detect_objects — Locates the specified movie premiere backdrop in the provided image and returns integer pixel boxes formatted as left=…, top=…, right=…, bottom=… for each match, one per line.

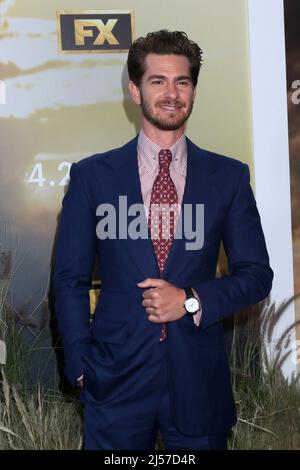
left=285, top=0, right=300, bottom=344
left=0, top=0, right=297, bottom=385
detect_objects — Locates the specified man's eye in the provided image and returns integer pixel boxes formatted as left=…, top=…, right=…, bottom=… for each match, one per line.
left=151, top=80, right=163, bottom=85
left=178, top=81, right=189, bottom=86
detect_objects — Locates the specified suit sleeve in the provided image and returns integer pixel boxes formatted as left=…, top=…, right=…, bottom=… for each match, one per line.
left=53, top=162, right=96, bottom=385
left=193, top=163, right=273, bottom=330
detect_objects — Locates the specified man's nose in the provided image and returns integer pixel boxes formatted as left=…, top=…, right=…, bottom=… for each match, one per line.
left=164, top=82, right=179, bottom=100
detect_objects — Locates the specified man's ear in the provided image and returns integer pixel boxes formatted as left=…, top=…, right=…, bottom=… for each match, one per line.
left=128, top=80, right=141, bottom=105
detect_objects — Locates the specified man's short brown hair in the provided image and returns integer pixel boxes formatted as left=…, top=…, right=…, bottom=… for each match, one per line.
left=127, top=29, right=203, bottom=87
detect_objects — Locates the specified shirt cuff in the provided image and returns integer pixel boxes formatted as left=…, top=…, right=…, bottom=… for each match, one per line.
left=191, top=288, right=202, bottom=327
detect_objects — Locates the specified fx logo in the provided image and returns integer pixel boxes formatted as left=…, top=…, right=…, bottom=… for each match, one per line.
left=57, top=11, right=134, bottom=53
left=74, top=19, right=119, bottom=46
left=0, top=80, right=6, bottom=105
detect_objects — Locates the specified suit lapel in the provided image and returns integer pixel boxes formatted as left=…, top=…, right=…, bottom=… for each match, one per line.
left=162, top=138, right=217, bottom=282
left=106, top=137, right=159, bottom=279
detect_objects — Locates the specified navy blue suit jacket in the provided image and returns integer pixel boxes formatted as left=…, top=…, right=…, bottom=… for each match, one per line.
left=53, top=136, right=273, bottom=436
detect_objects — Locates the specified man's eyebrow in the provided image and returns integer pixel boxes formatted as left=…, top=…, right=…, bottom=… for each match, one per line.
left=147, top=75, right=166, bottom=81
left=147, top=74, right=192, bottom=81
left=176, top=76, right=192, bottom=81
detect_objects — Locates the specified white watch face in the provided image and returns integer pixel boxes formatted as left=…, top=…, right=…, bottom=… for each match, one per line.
left=185, top=297, right=199, bottom=313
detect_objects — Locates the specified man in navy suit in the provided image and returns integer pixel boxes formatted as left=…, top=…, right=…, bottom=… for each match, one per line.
left=53, top=30, right=273, bottom=450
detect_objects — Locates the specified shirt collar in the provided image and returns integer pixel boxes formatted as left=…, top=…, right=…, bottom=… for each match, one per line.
left=137, top=129, right=187, bottom=177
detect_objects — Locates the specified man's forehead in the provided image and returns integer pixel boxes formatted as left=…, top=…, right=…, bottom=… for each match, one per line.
left=143, top=53, right=191, bottom=75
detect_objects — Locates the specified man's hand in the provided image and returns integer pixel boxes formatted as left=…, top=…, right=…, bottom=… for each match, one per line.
left=137, top=278, right=186, bottom=323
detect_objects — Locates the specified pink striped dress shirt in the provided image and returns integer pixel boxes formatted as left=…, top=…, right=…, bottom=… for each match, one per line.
left=137, top=129, right=201, bottom=327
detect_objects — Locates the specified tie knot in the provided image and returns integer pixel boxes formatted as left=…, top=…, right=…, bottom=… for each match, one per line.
left=158, top=149, right=172, bottom=170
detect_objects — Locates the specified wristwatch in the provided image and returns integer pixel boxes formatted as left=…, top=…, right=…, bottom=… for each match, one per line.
left=183, top=287, right=200, bottom=316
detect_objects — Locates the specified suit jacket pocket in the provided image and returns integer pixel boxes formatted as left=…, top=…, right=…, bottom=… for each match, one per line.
left=90, top=314, right=129, bottom=363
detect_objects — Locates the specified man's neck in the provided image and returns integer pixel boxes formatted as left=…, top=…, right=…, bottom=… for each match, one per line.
left=141, top=122, right=185, bottom=149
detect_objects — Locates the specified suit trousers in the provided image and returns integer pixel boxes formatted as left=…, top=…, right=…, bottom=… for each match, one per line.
left=82, top=339, right=227, bottom=450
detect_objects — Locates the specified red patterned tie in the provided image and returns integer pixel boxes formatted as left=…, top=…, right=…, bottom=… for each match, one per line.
left=148, top=149, right=179, bottom=342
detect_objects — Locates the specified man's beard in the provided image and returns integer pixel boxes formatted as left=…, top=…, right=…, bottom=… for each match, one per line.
left=140, top=95, right=194, bottom=131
